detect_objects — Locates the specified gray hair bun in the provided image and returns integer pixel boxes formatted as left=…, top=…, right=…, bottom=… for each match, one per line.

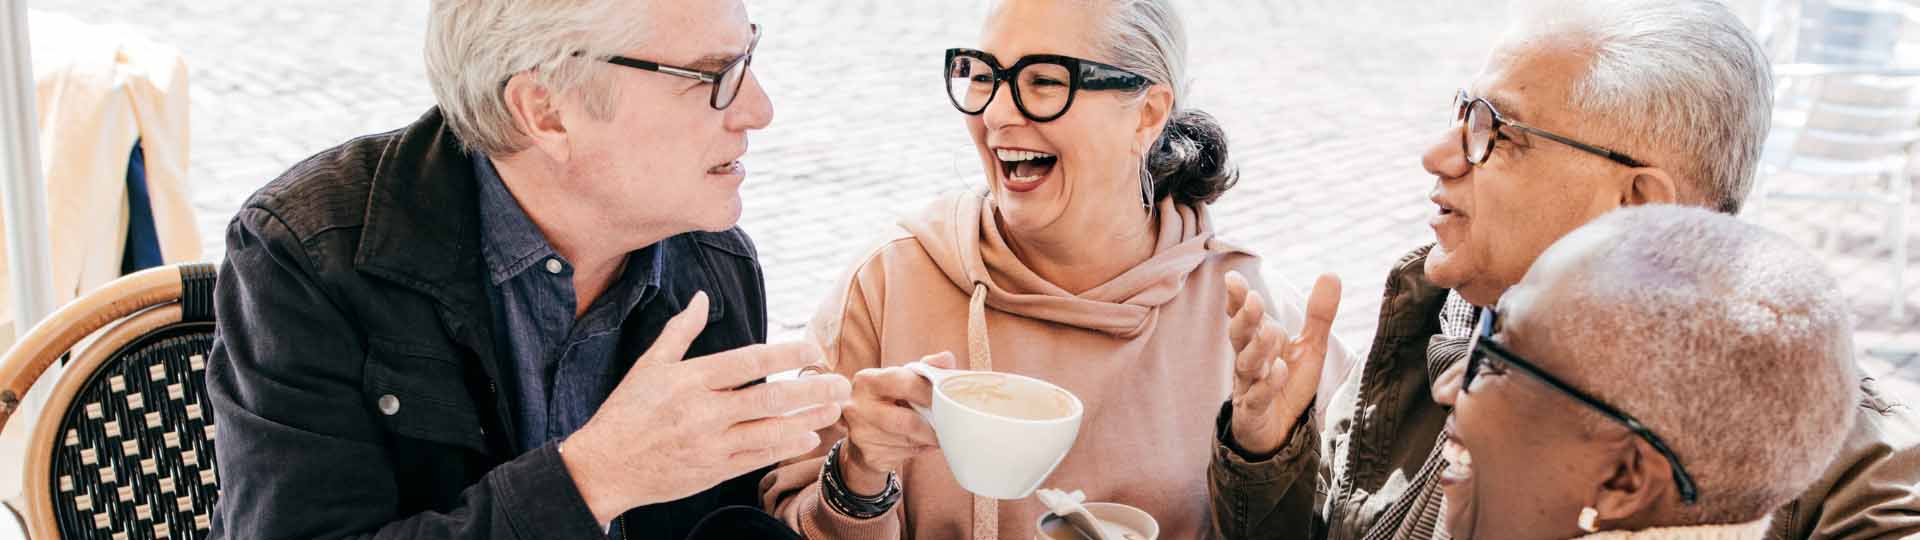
left=1147, top=109, right=1237, bottom=206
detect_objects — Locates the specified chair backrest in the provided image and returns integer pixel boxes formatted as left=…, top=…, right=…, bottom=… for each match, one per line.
left=1789, top=74, right=1920, bottom=169
left=1796, top=0, right=1907, bottom=65
left=0, top=264, right=218, bottom=540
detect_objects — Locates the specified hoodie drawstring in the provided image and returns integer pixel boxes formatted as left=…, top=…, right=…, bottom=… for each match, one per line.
left=966, top=282, right=998, bottom=540
left=966, top=282, right=994, bottom=372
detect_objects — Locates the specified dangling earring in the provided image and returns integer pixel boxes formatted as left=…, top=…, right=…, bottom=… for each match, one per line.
left=1138, top=160, right=1155, bottom=212
left=1577, top=507, right=1600, bottom=533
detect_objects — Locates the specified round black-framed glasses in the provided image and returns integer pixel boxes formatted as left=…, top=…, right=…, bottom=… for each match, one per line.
left=944, top=48, right=1150, bottom=123
left=1452, top=90, right=1647, bottom=168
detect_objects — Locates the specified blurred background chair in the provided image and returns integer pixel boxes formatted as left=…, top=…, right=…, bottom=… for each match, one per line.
left=0, top=263, right=218, bottom=539
left=1755, top=0, right=1920, bottom=320
left=1794, top=0, right=1913, bottom=64
left=0, top=14, right=209, bottom=525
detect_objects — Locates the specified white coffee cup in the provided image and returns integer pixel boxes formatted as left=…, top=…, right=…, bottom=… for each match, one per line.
left=905, top=362, right=1084, bottom=500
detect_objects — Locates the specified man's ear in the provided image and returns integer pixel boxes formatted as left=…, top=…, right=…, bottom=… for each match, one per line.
left=1622, top=166, right=1679, bottom=207
left=502, top=71, right=570, bottom=163
left=1135, top=84, right=1175, bottom=155
left=1590, top=434, right=1678, bottom=530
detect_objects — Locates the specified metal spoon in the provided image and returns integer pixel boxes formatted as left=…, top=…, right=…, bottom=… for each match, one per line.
left=1041, top=510, right=1112, bottom=540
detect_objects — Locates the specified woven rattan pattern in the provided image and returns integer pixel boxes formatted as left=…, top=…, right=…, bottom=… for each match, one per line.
left=48, top=327, right=217, bottom=539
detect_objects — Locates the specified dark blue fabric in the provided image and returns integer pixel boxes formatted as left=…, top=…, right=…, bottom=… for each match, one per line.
left=121, top=139, right=164, bottom=275
left=472, top=153, right=666, bottom=457
left=474, top=154, right=680, bottom=540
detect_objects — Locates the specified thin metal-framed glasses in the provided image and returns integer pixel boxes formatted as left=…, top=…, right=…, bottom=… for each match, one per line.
left=598, top=24, right=760, bottom=110
left=1452, top=90, right=1647, bottom=168
left=944, top=48, right=1150, bottom=122
left=1463, top=307, right=1700, bottom=505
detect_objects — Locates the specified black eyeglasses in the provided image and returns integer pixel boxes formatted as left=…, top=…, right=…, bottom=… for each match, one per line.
left=944, top=48, right=1150, bottom=122
left=1452, top=90, right=1647, bottom=168
left=1463, top=307, right=1699, bottom=505
left=596, top=24, right=760, bottom=110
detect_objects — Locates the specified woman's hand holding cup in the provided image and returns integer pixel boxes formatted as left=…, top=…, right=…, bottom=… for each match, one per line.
left=840, top=351, right=958, bottom=495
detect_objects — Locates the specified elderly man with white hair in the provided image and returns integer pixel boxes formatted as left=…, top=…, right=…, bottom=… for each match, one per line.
left=1208, top=1, right=1920, bottom=539
left=1440, top=205, right=1861, bottom=540
left=206, top=1, right=852, bottom=539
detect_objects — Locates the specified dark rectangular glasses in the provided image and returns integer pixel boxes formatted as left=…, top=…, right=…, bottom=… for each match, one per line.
left=944, top=48, right=1149, bottom=122
left=1463, top=307, right=1699, bottom=505
left=599, top=24, right=760, bottom=110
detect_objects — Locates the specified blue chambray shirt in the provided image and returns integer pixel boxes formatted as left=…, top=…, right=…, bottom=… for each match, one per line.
left=471, top=153, right=664, bottom=459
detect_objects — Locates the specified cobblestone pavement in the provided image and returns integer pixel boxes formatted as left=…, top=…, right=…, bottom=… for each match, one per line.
left=24, top=0, right=1919, bottom=394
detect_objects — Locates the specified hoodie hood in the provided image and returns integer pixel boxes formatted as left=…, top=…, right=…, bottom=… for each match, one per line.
left=899, top=190, right=1238, bottom=338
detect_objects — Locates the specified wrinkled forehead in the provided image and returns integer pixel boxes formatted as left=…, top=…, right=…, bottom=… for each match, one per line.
left=634, top=0, right=754, bottom=65
left=1469, top=33, right=1593, bottom=128
left=977, top=0, right=1109, bottom=63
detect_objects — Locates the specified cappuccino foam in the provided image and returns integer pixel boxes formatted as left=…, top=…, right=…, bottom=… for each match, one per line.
left=941, top=374, right=1074, bottom=421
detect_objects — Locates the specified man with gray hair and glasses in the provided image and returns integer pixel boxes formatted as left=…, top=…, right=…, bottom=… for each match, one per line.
left=207, top=1, right=849, bottom=539
left=1209, top=1, right=1920, bottom=539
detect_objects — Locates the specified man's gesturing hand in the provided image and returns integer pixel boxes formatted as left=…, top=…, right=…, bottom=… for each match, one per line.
left=1224, top=272, right=1341, bottom=457
left=561, top=292, right=852, bottom=524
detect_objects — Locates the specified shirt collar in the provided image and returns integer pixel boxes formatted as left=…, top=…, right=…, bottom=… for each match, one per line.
left=474, top=152, right=562, bottom=285
left=473, top=152, right=674, bottom=304
left=564, top=241, right=671, bottom=338
left=619, top=240, right=669, bottom=308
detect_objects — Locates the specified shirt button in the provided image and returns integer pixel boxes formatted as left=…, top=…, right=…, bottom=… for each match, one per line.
left=378, top=394, right=400, bottom=416
left=544, top=258, right=564, bottom=274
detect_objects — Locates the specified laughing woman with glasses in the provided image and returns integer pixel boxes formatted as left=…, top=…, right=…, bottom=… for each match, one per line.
left=759, top=1, right=1352, bottom=539
left=1437, top=206, right=1859, bottom=540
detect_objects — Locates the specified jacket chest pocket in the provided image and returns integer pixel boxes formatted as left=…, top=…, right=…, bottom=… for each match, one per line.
left=363, top=336, right=488, bottom=454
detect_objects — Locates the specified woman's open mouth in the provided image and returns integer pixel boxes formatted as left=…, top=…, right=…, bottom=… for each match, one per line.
left=995, top=148, right=1057, bottom=193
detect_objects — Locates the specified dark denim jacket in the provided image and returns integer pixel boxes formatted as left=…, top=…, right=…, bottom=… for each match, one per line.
left=206, top=108, right=771, bottom=540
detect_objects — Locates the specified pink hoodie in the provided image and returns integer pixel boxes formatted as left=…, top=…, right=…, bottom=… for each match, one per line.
left=761, top=190, right=1327, bottom=540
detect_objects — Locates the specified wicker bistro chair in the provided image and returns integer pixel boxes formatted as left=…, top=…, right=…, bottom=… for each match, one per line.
left=0, top=263, right=218, bottom=539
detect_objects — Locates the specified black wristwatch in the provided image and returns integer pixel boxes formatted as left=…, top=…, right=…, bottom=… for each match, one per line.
left=821, top=438, right=902, bottom=519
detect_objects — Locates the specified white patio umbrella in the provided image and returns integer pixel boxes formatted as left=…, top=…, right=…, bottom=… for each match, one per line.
left=0, top=1, right=59, bottom=366
left=0, top=2, right=58, bottom=492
